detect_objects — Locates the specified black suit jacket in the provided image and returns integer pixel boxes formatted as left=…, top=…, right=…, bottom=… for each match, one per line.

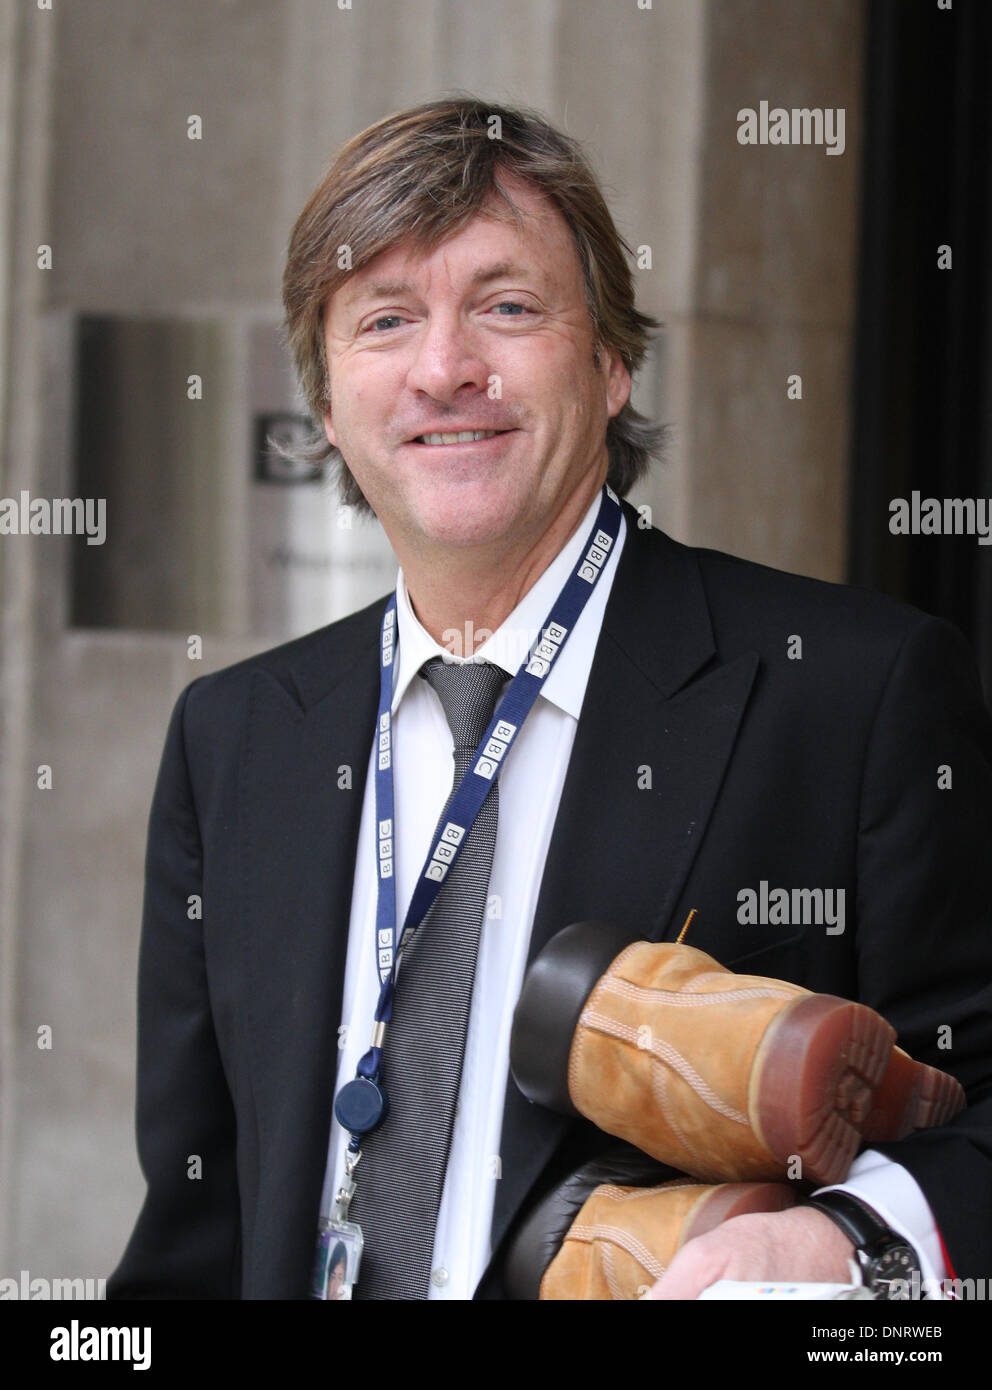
left=107, top=500, right=992, bottom=1298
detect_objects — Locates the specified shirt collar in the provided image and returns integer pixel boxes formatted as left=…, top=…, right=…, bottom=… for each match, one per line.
left=390, top=488, right=625, bottom=720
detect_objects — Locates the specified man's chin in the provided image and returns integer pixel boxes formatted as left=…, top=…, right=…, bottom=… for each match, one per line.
left=407, top=489, right=526, bottom=550
left=414, top=516, right=517, bottom=551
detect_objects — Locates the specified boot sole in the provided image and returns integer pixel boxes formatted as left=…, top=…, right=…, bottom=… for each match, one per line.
left=861, top=1045, right=966, bottom=1142
left=681, top=1181, right=799, bottom=1246
left=752, top=994, right=965, bottom=1185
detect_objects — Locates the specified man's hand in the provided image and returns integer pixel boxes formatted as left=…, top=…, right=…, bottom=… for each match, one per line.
left=643, top=1204, right=857, bottom=1300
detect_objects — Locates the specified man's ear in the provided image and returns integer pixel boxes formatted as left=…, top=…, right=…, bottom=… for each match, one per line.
left=323, top=407, right=337, bottom=449
left=605, top=350, right=630, bottom=419
left=605, top=347, right=632, bottom=421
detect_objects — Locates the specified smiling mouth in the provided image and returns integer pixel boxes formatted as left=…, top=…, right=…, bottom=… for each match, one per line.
left=412, top=429, right=513, bottom=445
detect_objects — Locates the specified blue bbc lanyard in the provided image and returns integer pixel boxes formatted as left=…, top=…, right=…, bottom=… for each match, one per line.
left=332, top=483, right=623, bottom=1150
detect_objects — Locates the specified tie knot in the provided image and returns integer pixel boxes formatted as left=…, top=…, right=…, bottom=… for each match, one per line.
left=420, top=657, right=510, bottom=751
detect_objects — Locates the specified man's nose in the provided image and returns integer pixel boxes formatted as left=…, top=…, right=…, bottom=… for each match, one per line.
left=404, top=312, right=490, bottom=401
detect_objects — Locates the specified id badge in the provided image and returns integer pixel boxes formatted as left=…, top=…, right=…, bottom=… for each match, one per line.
left=311, top=1216, right=364, bottom=1300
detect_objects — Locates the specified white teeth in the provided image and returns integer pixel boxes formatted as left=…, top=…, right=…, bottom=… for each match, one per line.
left=417, top=430, right=502, bottom=445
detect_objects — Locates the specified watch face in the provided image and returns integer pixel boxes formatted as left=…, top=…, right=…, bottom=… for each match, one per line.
left=868, top=1243, right=921, bottom=1299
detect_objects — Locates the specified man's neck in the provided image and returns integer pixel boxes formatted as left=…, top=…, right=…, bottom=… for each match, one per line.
left=401, top=482, right=602, bottom=656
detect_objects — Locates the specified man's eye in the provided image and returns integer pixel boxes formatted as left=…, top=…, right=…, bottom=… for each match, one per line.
left=491, top=301, right=528, bottom=316
left=365, top=315, right=404, bottom=333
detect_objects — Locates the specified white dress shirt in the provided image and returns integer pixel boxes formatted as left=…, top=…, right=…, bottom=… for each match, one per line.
left=319, top=489, right=944, bottom=1298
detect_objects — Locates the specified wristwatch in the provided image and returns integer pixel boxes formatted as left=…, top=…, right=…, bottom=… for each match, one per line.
left=802, top=1191, right=925, bottom=1299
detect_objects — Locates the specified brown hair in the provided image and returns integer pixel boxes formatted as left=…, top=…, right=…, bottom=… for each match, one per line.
left=281, top=94, right=665, bottom=516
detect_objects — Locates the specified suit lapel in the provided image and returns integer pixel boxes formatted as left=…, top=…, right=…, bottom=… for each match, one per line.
left=486, top=505, right=760, bottom=1274
left=240, top=602, right=384, bottom=1295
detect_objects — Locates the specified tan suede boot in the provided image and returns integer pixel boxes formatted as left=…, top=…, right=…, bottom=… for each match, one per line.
left=565, top=940, right=965, bottom=1185
left=540, top=1178, right=799, bottom=1300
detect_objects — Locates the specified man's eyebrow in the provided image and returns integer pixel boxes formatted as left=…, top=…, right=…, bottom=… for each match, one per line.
left=340, top=260, right=541, bottom=311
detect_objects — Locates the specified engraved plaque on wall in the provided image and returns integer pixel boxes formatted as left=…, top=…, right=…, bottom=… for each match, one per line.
left=69, top=315, right=395, bottom=637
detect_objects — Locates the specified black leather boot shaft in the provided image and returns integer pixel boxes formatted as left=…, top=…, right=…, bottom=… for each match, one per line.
left=509, top=919, right=639, bottom=1114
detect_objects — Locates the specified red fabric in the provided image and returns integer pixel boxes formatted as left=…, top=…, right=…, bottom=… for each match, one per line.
left=937, top=1226, right=957, bottom=1290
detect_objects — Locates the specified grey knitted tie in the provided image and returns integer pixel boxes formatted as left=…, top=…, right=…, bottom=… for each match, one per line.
left=352, top=656, right=510, bottom=1300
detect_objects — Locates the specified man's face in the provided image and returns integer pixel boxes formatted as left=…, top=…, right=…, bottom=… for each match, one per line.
left=322, top=171, right=631, bottom=556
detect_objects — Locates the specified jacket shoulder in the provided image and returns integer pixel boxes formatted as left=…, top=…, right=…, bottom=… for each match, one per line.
left=680, top=538, right=950, bottom=658
left=180, top=592, right=388, bottom=735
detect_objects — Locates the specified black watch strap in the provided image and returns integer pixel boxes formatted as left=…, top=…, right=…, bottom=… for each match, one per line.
left=804, top=1191, right=925, bottom=1299
left=803, top=1190, right=892, bottom=1249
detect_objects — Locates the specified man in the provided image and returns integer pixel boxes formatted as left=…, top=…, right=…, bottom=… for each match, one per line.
left=107, top=97, right=992, bottom=1301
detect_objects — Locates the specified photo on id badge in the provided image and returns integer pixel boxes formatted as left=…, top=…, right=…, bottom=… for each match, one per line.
left=312, top=1219, right=363, bottom=1300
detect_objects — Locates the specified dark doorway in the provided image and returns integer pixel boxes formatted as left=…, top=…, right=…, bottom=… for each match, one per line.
left=847, top=0, right=992, bottom=700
